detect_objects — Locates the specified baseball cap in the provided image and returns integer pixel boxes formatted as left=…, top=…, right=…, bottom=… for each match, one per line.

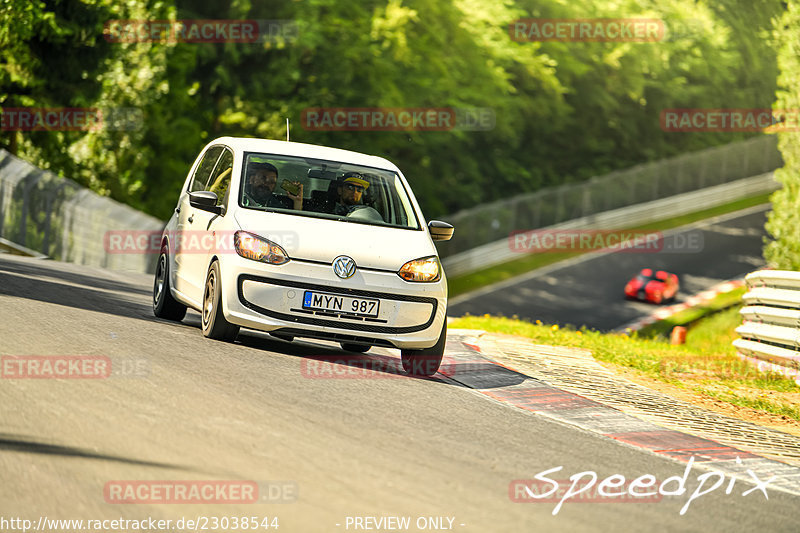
left=342, top=173, right=369, bottom=190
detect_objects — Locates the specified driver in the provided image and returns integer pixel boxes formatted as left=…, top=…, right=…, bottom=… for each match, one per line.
left=243, top=162, right=303, bottom=209
left=333, top=172, right=371, bottom=215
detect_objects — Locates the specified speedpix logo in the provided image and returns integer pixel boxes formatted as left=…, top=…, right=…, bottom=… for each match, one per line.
left=510, top=457, right=773, bottom=515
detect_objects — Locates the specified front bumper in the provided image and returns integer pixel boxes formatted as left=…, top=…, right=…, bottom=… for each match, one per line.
left=218, top=255, right=447, bottom=349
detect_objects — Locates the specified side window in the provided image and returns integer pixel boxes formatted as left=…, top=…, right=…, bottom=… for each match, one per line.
left=207, top=149, right=234, bottom=206
left=189, top=146, right=223, bottom=192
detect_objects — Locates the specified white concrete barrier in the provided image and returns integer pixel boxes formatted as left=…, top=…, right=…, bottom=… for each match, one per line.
left=0, top=149, right=164, bottom=273
left=444, top=172, right=779, bottom=277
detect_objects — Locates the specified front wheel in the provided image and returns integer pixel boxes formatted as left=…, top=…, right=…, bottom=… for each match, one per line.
left=401, top=320, right=447, bottom=376
left=201, top=261, right=239, bottom=342
left=153, top=246, right=187, bottom=321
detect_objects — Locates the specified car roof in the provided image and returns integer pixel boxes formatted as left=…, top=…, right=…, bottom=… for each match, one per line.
left=209, top=137, right=401, bottom=172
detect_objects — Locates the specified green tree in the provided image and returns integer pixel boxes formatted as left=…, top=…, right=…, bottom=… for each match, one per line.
left=0, top=0, right=115, bottom=168
left=765, top=0, right=800, bottom=269
left=0, top=0, right=789, bottom=223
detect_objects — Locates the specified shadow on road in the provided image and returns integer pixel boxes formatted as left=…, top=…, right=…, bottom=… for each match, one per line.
left=234, top=331, right=445, bottom=381
left=235, top=331, right=530, bottom=387
left=0, top=270, right=154, bottom=322
left=0, top=433, right=194, bottom=471
left=0, top=256, right=151, bottom=297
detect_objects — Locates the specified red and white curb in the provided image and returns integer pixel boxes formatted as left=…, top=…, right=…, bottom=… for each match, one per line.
left=616, top=279, right=745, bottom=333
left=440, top=332, right=800, bottom=496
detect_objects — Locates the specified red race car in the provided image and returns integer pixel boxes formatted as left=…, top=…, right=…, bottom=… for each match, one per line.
left=624, top=268, right=679, bottom=304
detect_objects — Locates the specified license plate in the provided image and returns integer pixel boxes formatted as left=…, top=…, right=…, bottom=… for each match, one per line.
left=302, top=291, right=380, bottom=318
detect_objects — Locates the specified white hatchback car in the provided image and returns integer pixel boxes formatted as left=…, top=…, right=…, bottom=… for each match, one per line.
left=153, top=137, right=454, bottom=375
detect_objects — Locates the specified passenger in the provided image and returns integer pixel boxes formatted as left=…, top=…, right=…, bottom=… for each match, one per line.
left=243, top=162, right=303, bottom=209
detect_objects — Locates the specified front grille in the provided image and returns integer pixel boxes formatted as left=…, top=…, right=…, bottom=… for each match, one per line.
left=238, top=274, right=438, bottom=334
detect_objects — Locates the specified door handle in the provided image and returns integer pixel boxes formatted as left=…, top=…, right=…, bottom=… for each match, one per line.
left=188, top=215, right=194, bottom=223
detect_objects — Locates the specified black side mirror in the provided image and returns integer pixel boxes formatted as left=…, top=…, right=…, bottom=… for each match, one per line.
left=189, top=191, right=224, bottom=215
left=428, top=220, right=454, bottom=241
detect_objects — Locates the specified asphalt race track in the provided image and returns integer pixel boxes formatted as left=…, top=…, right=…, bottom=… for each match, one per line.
left=1, top=250, right=799, bottom=532
left=449, top=205, right=769, bottom=331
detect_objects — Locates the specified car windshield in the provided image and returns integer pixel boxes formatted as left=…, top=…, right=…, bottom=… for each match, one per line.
left=239, top=152, right=420, bottom=230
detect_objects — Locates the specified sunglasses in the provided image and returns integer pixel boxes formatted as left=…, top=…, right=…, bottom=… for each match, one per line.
left=344, top=183, right=365, bottom=192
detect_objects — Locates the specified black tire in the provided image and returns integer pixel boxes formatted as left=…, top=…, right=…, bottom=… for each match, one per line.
left=153, top=246, right=187, bottom=321
left=340, top=342, right=370, bottom=353
left=201, top=261, right=239, bottom=342
left=401, top=320, right=447, bottom=376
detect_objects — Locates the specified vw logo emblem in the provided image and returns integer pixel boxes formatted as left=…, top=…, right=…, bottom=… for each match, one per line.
left=332, top=255, right=357, bottom=279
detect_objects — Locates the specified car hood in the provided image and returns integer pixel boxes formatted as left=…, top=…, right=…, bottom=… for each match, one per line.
left=233, top=209, right=435, bottom=270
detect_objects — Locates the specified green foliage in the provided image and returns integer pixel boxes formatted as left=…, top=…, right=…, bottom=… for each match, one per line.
left=0, top=0, right=787, bottom=223
left=765, top=0, right=800, bottom=270
left=1, top=0, right=117, bottom=174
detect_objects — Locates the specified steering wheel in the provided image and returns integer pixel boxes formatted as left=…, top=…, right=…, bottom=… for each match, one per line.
left=346, top=204, right=384, bottom=222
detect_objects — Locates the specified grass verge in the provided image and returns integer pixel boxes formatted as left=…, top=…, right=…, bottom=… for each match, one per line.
left=449, top=310, right=800, bottom=421
left=636, top=286, right=747, bottom=338
left=447, top=193, right=771, bottom=298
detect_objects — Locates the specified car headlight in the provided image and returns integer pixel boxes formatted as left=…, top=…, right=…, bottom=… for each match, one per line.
left=234, top=231, right=289, bottom=265
left=398, top=256, right=441, bottom=282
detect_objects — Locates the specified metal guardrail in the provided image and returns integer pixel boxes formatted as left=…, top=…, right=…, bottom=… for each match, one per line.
left=0, top=149, right=164, bottom=273
left=734, top=270, right=800, bottom=382
left=438, top=135, right=782, bottom=258
left=444, top=172, right=779, bottom=277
